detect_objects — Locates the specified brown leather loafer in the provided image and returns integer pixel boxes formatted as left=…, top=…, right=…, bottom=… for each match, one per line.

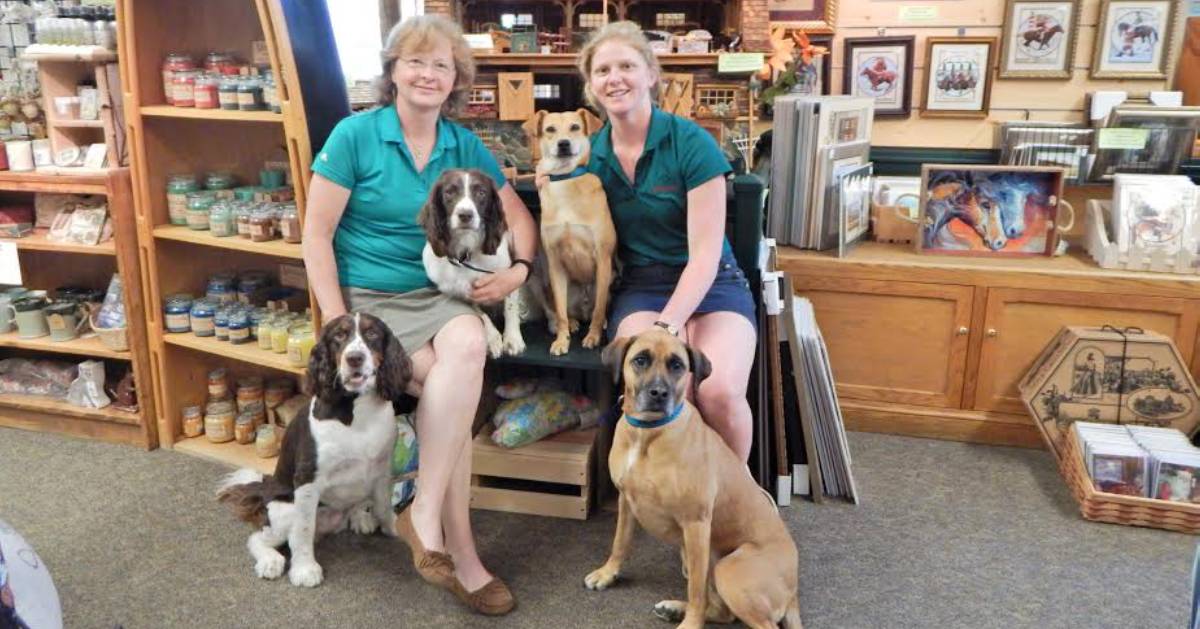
left=451, top=576, right=516, bottom=616
left=394, top=506, right=455, bottom=588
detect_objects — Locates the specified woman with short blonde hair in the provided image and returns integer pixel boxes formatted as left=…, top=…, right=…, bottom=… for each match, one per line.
left=376, top=15, right=476, bottom=116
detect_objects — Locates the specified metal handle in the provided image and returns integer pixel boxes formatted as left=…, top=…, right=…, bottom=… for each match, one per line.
left=986, top=328, right=998, bottom=338
left=956, top=326, right=968, bottom=335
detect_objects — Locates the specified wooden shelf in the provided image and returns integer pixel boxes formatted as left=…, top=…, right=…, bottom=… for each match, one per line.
left=153, top=225, right=303, bottom=259
left=0, top=170, right=110, bottom=195
left=175, top=435, right=277, bottom=475
left=162, top=332, right=306, bottom=375
left=52, top=118, right=105, bottom=128
left=21, top=46, right=117, bottom=63
left=473, top=52, right=720, bottom=67
left=0, top=228, right=116, bottom=256
left=0, top=392, right=138, bottom=425
left=140, top=106, right=283, bottom=123
left=0, top=331, right=129, bottom=360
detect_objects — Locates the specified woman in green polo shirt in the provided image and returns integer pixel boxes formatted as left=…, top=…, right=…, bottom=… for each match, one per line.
left=302, top=15, right=535, bottom=615
left=576, top=22, right=758, bottom=462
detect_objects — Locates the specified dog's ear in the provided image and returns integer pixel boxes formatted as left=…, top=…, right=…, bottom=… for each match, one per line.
left=304, top=322, right=342, bottom=400
left=480, top=173, right=506, bottom=255
left=418, top=174, right=450, bottom=258
left=375, top=320, right=412, bottom=402
left=577, top=107, right=603, bottom=136
left=686, top=343, right=712, bottom=399
left=601, top=336, right=632, bottom=386
left=521, top=110, right=547, bottom=140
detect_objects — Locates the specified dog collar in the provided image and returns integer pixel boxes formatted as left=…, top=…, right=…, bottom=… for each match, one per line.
left=548, top=166, right=588, bottom=182
left=449, top=255, right=494, bottom=274
left=624, top=402, right=685, bottom=429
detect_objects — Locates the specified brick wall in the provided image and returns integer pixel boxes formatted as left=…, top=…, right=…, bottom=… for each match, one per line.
left=740, top=0, right=769, bottom=52
left=424, top=0, right=452, bottom=18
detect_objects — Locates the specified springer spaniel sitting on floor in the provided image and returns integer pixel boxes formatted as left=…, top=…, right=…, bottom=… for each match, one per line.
left=216, top=312, right=411, bottom=587
left=418, top=168, right=525, bottom=357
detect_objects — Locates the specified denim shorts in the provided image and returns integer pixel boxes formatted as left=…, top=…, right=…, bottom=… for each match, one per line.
left=608, top=250, right=757, bottom=334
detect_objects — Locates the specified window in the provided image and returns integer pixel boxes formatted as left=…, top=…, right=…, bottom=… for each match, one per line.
left=656, top=12, right=686, bottom=28
left=578, top=13, right=605, bottom=29
left=326, top=0, right=382, bottom=84
left=501, top=13, right=534, bottom=28
left=534, top=84, right=560, bottom=99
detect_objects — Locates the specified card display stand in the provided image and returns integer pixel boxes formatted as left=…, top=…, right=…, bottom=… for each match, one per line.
left=1084, top=199, right=1200, bottom=276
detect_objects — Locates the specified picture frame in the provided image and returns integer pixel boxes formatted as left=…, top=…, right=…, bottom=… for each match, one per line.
left=769, top=0, right=837, bottom=32
left=1088, top=106, right=1200, bottom=181
left=837, top=162, right=873, bottom=257
left=1091, top=0, right=1177, bottom=79
left=809, top=34, right=833, bottom=97
left=916, top=164, right=1071, bottom=257
left=1111, top=174, right=1198, bottom=255
left=842, top=36, right=914, bottom=117
left=999, top=0, right=1081, bottom=79
left=920, top=37, right=996, bottom=118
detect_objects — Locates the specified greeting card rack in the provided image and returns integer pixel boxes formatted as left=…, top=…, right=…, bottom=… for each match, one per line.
left=1084, top=200, right=1200, bottom=276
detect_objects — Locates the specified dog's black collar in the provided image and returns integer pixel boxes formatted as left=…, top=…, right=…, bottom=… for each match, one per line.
left=624, top=401, right=685, bottom=429
left=548, top=166, right=588, bottom=182
left=449, top=255, right=494, bottom=274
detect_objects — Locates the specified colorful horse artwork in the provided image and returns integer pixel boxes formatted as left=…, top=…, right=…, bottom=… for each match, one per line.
left=1019, top=13, right=1063, bottom=54
left=920, top=168, right=1060, bottom=255
left=857, top=56, right=897, bottom=96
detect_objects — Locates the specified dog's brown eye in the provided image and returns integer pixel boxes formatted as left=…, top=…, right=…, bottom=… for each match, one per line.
left=569, top=124, right=581, bottom=132
left=631, top=354, right=650, bottom=368
left=668, top=357, right=685, bottom=371
left=364, top=329, right=379, bottom=340
left=545, top=126, right=557, bottom=134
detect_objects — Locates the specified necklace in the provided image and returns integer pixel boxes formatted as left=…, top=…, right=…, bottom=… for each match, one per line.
left=404, top=134, right=433, bottom=164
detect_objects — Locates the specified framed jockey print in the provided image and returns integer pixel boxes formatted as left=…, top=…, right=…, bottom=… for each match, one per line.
left=842, top=36, right=915, bottom=117
left=1091, top=0, right=1178, bottom=79
left=920, top=37, right=996, bottom=118
left=999, top=0, right=1080, bottom=78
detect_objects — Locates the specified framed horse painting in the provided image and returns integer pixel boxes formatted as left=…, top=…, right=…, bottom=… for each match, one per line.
left=915, top=165, right=1074, bottom=257
left=999, top=0, right=1081, bottom=79
left=1091, top=0, right=1178, bottom=79
left=920, top=37, right=996, bottom=118
left=843, top=36, right=914, bottom=117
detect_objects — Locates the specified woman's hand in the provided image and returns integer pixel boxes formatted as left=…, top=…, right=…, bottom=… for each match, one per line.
left=470, top=265, right=528, bottom=305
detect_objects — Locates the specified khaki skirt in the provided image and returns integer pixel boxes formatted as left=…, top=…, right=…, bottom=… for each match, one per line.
left=342, top=286, right=477, bottom=354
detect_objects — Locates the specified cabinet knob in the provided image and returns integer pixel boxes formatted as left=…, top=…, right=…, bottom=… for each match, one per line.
left=956, top=326, right=968, bottom=335
left=986, top=328, right=998, bottom=338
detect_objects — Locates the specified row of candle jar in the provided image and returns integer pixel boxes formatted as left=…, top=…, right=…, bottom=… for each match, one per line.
left=183, top=198, right=301, bottom=244
left=163, top=297, right=315, bottom=367
left=170, top=72, right=280, bottom=112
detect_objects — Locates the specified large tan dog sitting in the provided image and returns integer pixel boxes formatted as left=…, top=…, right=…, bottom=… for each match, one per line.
left=522, top=109, right=616, bottom=355
left=588, top=329, right=802, bottom=629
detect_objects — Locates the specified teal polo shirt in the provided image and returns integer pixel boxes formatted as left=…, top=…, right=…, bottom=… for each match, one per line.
left=587, top=107, right=732, bottom=267
left=311, top=106, right=505, bottom=293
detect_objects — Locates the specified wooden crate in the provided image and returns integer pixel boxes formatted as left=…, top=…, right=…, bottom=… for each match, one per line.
left=659, top=72, right=694, bottom=118
left=498, top=72, right=534, bottom=121
left=471, top=426, right=597, bottom=520
left=1059, top=427, right=1200, bottom=534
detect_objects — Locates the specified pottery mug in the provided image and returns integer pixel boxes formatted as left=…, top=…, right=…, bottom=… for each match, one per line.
left=45, top=301, right=87, bottom=342
left=9, top=296, right=49, bottom=339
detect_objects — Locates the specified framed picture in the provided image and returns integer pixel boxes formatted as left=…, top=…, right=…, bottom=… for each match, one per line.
left=916, top=164, right=1071, bottom=257
left=769, top=0, right=837, bottom=32
left=842, top=36, right=915, bottom=117
left=999, top=0, right=1080, bottom=78
left=921, top=38, right=996, bottom=118
left=1111, top=174, right=1198, bottom=255
left=837, top=162, right=873, bottom=257
left=1088, top=106, right=1200, bottom=181
left=1091, top=0, right=1177, bottom=79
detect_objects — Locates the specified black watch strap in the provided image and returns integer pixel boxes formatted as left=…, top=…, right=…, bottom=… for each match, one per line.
left=511, top=258, right=533, bottom=283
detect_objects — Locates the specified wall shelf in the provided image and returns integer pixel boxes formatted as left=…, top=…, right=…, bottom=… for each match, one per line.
left=140, top=105, right=283, bottom=123
left=0, top=332, right=129, bottom=361
left=174, top=435, right=277, bottom=475
left=162, top=333, right=306, bottom=376
left=0, top=228, right=116, bottom=256
left=153, top=225, right=303, bottom=259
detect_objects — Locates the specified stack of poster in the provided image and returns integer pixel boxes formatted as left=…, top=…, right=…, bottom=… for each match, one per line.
left=768, top=95, right=875, bottom=249
left=783, top=292, right=857, bottom=502
left=1075, top=422, right=1200, bottom=502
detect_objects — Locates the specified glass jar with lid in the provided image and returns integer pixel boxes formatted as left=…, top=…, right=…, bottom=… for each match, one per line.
left=166, top=173, right=199, bottom=226
left=194, top=75, right=220, bottom=109
left=163, top=294, right=193, bottom=333
left=249, top=208, right=276, bottom=242
left=237, top=77, right=265, bottom=111
left=218, top=76, right=240, bottom=110
left=227, top=306, right=252, bottom=345
left=189, top=299, right=216, bottom=337
left=205, top=171, right=237, bottom=191
left=286, top=322, right=316, bottom=367
left=279, top=204, right=301, bottom=243
left=185, top=191, right=215, bottom=230
left=171, top=70, right=198, bottom=107
left=208, top=202, right=236, bottom=237
left=161, top=53, right=195, bottom=105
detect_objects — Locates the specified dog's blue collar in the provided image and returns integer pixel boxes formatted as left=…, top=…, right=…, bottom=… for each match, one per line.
left=548, top=166, right=588, bottom=182
left=624, top=402, right=685, bottom=429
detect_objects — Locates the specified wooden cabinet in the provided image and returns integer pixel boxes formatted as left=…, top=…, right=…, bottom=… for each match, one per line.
left=972, top=288, right=1198, bottom=415
left=779, top=241, right=1200, bottom=448
left=790, top=276, right=973, bottom=408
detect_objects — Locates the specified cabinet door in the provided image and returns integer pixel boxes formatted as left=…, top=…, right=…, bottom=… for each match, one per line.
left=792, top=276, right=974, bottom=408
left=973, top=288, right=1198, bottom=414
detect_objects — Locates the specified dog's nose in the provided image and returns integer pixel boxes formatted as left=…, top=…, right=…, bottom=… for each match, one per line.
left=456, top=210, right=473, bottom=224
left=345, top=351, right=364, bottom=369
left=646, top=383, right=669, bottom=401
left=556, top=139, right=571, bottom=151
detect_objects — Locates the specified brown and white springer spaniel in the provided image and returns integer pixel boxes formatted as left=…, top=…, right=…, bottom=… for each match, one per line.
left=217, top=312, right=411, bottom=587
left=418, top=168, right=525, bottom=357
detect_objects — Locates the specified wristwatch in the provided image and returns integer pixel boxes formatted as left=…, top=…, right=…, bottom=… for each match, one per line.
left=653, top=320, right=679, bottom=336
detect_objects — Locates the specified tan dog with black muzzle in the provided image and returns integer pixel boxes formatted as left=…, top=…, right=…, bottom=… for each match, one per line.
left=522, top=109, right=616, bottom=355
left=588, top=329, right=802, bottom=629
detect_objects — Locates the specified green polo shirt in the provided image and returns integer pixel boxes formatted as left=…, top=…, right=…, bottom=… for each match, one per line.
left=311, top=106, right=505, bottom=293
left=587, top=107, right=732, bottom=267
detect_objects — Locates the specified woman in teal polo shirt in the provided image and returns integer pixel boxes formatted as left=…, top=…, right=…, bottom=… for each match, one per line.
left=302, top=15, right=535, bottom=615
left=576, top=22, right=758, bottom=462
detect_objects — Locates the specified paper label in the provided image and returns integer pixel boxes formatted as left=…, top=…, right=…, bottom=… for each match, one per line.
left=1098, top=128, right=1149, bottom=150
left=898, top=6, right=938, bottom=22
left=0, top=241, right=21, bottom=285
left=718, top=52, right=765, bottom=74
left=464, top=34, right=495, bottom=50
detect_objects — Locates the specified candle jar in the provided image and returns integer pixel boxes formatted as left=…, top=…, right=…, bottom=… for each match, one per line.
left=189, top=299, right=216, bottom=337
left=161, top=53, right=195, bottom=105
left=237, top=78, right=264, bottom=111
left=227, top=306, right=252, bottom=345
left=279, top=204, right=301, bottom=244
left=235, top=203, right=254, bottom=238
left=171, top=70, right=198, bottom=107
left=206, top=274, right=237, bottom=304
left=213, top=304, right=231, bottom=341
left=204, top=400, right=235, bottom=443
left=249, top=208, right=276, bottom=242
left=166, top=174, right=199, bottom=226
left=270, top=315, right=290, bottom=354
left=209, top=202, right=236, bottom=237
left=255, top=424, right=280, bottom=458
left=185, top=191, right=215, bottom=230
left=194, top=75, right=219, bottom=109
left=286, top=322, right=316, bottom=368
left=264, top=378, right=295, bottom=409
left=181, top=404, right=204, bottom=437
left=163, top=294, right=193, bottom=333
left=234, top=412, right=257, bottom=444
left=218, top=76, right=240, bottom=110
left=207, top=367, right=230, bottom=399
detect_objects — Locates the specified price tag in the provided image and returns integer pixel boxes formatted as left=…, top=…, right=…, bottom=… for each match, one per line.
left=0, top=241, right=21, bottom=285
left=718, top=52, right=765, bottom=74
left=1098, top=128, right=1149, bottom=150
left=898, top=6, right=938, bottom=23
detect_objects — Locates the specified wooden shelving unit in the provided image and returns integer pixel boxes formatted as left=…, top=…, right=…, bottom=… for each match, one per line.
left=32, top=54, right=124, bottom=169
left=174, top=435, right=276, bottom=475
left=0, top=169, right=156, bottom=448
left=118, top=0, right=317, bottom=460
left=473, top=52, right=721, bottom=68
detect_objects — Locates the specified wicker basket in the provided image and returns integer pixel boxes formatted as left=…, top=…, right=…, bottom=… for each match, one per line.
left=1058, top=428, right=1200, bottom=534
left=89, top=310, right=129, bottom=352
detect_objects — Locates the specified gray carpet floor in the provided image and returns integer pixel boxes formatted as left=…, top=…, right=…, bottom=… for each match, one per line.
left=0, top=426, right=1194, bottom=629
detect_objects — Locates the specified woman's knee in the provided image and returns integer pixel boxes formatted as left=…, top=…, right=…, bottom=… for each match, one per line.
left=435, top=315, right=488, bottom=368
left=696, top=374, right=746, bottom=416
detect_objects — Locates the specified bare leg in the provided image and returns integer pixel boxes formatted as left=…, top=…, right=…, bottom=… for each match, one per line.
left=441, top=430, right=493, bottom=591
left=686, top=312, right=756, bottom=462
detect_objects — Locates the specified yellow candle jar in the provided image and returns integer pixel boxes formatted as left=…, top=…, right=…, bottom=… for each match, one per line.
left=287, top=322, right=315, bottom=367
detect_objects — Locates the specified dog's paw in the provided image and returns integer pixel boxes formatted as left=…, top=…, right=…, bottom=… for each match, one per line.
left=503, top=331, right=526, bottom=355
left=549, top=335, right=571, bottom=356
left=376, top=508, right=397, bottom=537
left=288, top=561, right=324, bottom=588
left=652, top=600, right=686, bottom=624
left=349, top=505, right=378, bottom=535
left=254, top=553, right=286, bottom=580
left=568, top=318, right=581, bottom=333
left=584, top=565, right=620, bottom=590
left=486, top=328, right=505, bottom=359
left=582, top=327, right=603, bottom=349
